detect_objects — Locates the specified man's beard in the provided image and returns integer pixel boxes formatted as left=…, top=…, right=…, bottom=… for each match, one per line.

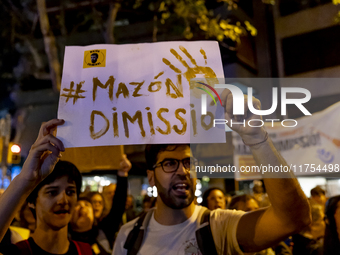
left=154, top=173, right=195, bottom=209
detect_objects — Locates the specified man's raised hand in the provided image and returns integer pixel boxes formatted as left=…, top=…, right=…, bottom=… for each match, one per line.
left=221, top=89, right=267, bottom=144
left=117, top=154, right=132, bottom=177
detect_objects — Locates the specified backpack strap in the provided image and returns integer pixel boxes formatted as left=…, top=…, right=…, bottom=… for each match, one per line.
left=123, top=208, right=154, bottom=255
left=71, top=240, right=93, bottom=255
left=123, top=207, right=218, bottom=255
left=95, top=229, right=111, bottom=254
left=15, top=239, right=32, bottom=255
left=195, top=208, right=218, bottom=255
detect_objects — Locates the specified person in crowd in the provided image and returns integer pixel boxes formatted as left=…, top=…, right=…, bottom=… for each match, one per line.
left=89, top=154, right=130, bottom=226
left=125, top=195, right=134, bottom=212
left=230, top=194, right=291, bottom=255
left=252, top=180, right=271, bottom=208
left=89, top=192, right=106, bottom=222
left=122, top=195, right=137, bottom=224
left=310, top=186, right=327, bottom=209
left=292, top=201, right=325, bottom=255
left=113, top=92, right=311, bottom=254
left=102, top=183, right=116, bottom=217
left=234, top=194, right=293, bottom=255
left=70, top=197, right=110, bottom=255
left=229, top=194, right=260, bottom=212
left=0, top=119, right=65, bottom=242
left=12, top=202, right=36, bottom=234
left=70, top=155, right=131, bottom=254
left=23, top=160, right=92, bottom=254
left=140, top=196, right=156, bottom=214
left=323, top=195, right=340, bottom=255
left=0, top=119, right=92, bottom=254
left=225, top=194, right=232, bottom=208
left=201, top=187, right=226, bottom=210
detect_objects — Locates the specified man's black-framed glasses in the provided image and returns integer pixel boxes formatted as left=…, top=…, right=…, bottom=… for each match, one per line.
left=153, top=157, right=198, bottom=173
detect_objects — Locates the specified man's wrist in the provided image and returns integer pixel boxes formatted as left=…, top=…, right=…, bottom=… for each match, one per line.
left=240, top=128, right=268, bottom=145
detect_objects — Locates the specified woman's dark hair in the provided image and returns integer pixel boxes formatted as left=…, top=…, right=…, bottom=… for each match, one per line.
left=311, top=186, right=325, bottom=197
left=228, top=194, right=256, bottom=210
left=323, top=195, right=340, bottom=255
left=201, top=187, right=225, bottom=208
left=26, top=160, right=82, bottom=217
left=145, top=144, right=190, bottom=170
left=87, top=192, right=105, bottom=202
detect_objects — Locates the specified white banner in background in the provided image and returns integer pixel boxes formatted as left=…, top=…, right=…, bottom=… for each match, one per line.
left=233, top=102, right=340, bottom=180
left=57, top=41, right=225, bottom=148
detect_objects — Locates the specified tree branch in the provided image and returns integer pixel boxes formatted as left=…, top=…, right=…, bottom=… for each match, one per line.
left=105, top=2, right=121, bottom=44
left=153, top=14, right=158, bottom=42
left=36, top=0, right=61, bottom=92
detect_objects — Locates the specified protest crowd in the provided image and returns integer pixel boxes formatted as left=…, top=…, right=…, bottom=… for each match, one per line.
left=5, top=0, right=340, bottom=251
left=0, top=90, right=338, bottom=255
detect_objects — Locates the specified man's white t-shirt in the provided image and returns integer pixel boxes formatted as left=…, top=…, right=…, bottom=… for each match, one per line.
left=112, top=205, right=245, bottom=255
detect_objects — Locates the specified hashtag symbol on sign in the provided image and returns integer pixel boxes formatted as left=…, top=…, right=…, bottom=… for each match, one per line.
left=61, top=81, right=86, bottom=104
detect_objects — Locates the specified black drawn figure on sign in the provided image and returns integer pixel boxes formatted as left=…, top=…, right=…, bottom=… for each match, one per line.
left=91, top=53, right=99, bottom=63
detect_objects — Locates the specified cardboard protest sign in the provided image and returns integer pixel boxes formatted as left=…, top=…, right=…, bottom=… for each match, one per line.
left=61, top=145, right=123, bottom=172
left=51, top=126, right=123, bottom=172
left=57, top=41, right=225, bottom=148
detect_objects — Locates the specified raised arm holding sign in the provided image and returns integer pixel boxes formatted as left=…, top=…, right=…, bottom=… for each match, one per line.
left=221, top=90, right=311, bottom=252
left=0, top=119, right=65, bottom=242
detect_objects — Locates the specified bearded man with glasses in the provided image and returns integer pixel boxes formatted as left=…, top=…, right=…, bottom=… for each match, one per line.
left=112, top=93, right=311, bottom=255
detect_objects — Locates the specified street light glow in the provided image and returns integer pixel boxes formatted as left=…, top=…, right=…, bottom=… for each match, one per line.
left=11, top=144, right=21, bottom=153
